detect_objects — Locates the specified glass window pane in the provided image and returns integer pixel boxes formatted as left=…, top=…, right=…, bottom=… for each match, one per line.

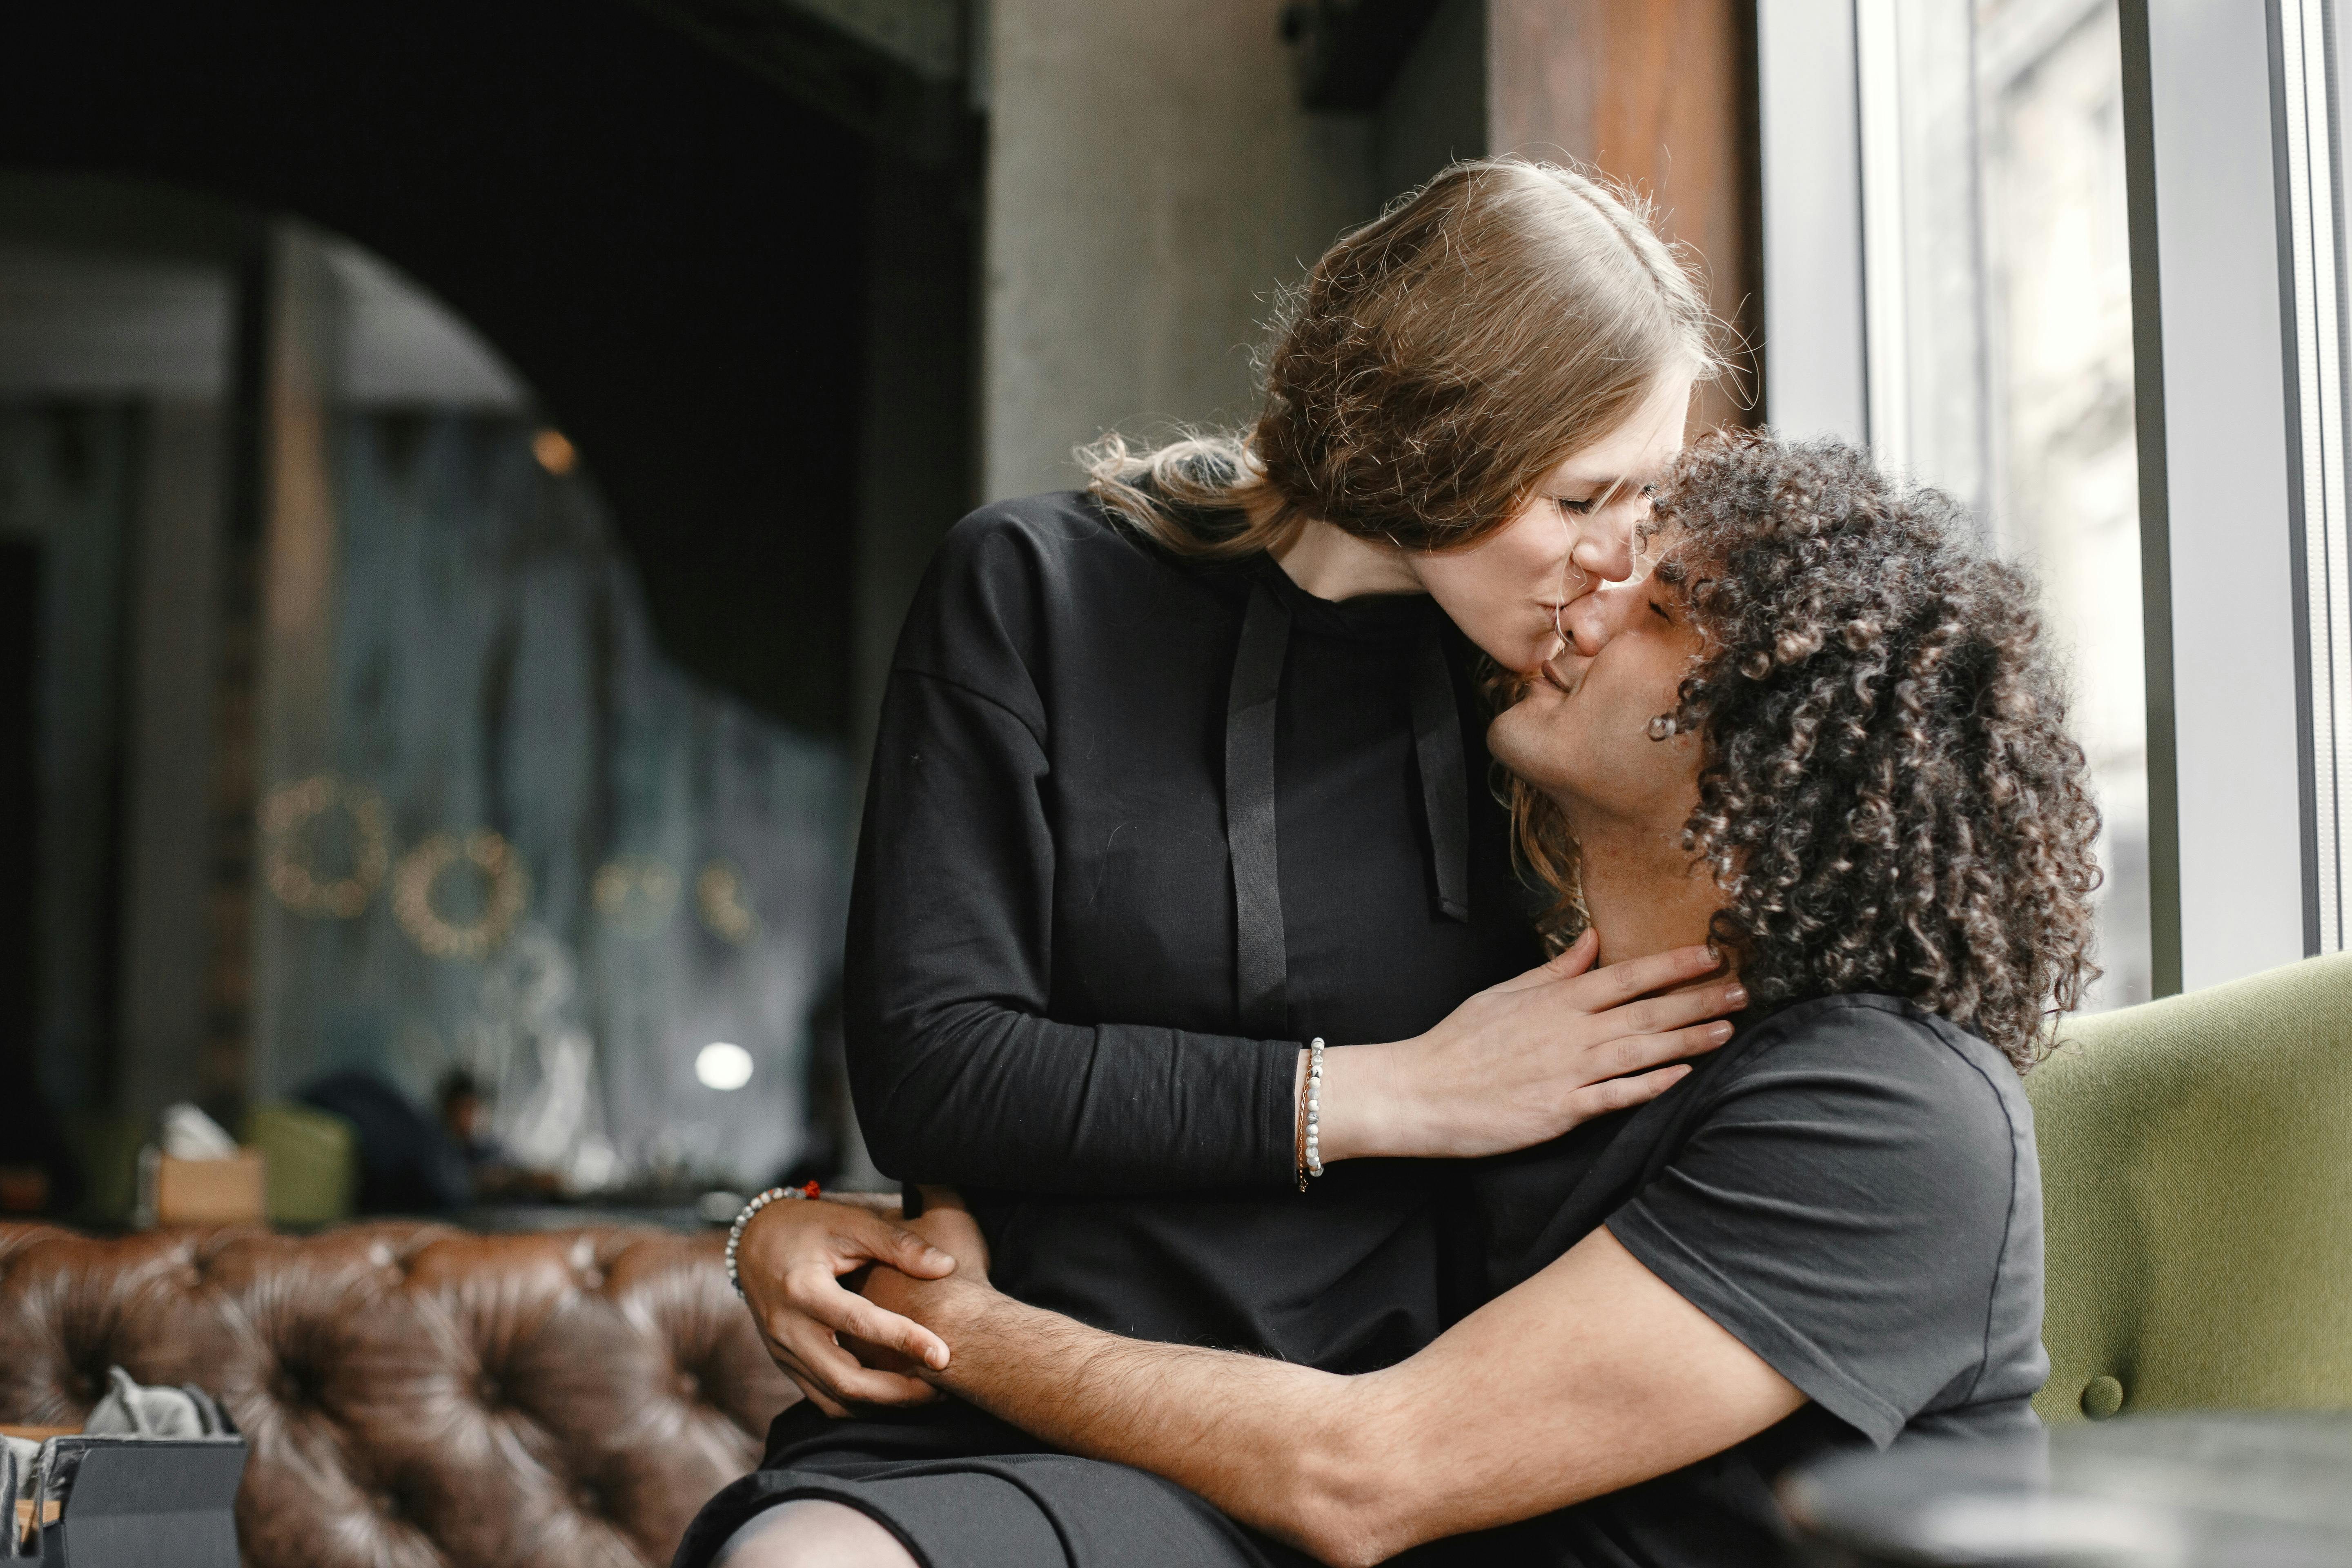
left=1871, top=0, right=2151, bottom=1009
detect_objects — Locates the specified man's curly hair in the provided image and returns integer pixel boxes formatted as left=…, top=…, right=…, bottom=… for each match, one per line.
left=1511, top=430, right=2103, bottom=1070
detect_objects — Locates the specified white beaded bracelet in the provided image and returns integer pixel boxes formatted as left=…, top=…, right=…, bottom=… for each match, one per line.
left=725, top=1183, right=818, bottom=1299
left=1305, top=1038, right=1325, bottom=1179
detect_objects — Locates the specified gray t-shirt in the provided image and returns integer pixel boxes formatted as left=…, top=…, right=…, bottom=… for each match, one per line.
left=1469, top=993, right=2047, bottom=1567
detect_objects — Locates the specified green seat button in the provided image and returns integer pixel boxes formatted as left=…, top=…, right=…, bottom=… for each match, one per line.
left=2081, top=1375, right=2125, bottom=1420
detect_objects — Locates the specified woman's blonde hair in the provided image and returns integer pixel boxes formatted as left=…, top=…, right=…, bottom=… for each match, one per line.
left=1085, top=157, right=1721, bottom=557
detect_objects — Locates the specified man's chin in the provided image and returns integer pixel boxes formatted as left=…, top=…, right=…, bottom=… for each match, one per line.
left=1486, top=702, right=1563, bottom=780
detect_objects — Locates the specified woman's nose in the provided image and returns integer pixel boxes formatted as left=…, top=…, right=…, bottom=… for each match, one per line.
left=1572, top=510, right=1637, bottom=584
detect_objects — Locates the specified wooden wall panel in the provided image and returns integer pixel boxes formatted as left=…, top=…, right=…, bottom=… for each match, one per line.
left=1489, top=0, right=1762, bottom=432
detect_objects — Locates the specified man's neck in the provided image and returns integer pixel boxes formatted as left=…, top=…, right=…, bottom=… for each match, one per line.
left=1266, top=513, right=1424, bottom=601
left=1572, top=809, right=1726, bottom=975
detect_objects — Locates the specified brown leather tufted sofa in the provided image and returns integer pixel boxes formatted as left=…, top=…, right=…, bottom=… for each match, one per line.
left=0, top=1222, right=798, bottom=1567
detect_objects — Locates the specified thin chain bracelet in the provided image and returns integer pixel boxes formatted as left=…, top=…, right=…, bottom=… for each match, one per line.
left=726, top=1181, right=821, bottom=1299
left=1306, top=1038, right=1325, bottom=1178
left=1296, top=1038, right=1326, bottom=1191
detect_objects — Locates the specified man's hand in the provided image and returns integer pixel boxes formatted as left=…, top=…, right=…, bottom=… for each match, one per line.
left=903, top=1187, right=991, bottom=1278
left=855, top=1189, right=995, bottom=1374
left=735, top=1194, right=960, bottom=1416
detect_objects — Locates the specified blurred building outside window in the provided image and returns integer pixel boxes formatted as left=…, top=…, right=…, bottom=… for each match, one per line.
left=1858, top=0, right=2150, bottom=1010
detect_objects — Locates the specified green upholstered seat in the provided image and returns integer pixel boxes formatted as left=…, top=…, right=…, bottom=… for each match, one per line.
left=240, top=1099, right=359, bottom=1227
left=2027, top=951, right=2352, bottom=1425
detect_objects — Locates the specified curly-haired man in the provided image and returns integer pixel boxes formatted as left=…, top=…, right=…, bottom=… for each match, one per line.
left=705, top=433, right=2100, bottom=1568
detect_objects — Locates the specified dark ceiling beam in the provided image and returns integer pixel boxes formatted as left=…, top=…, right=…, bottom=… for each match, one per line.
left=1278, top=0, right=1445, bottom=111
left=0, top=0, right=880, bottom=733
left=624, top=0, right=978, bottom=167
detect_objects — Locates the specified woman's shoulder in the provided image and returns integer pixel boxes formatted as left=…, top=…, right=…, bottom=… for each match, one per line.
left=918, top=491, right=1215, bottom=624
left=895, top=490, right=1232, bottom=695
left=943, top=488, right=1111, bottom=547
left=932, top=489, right=1198, bottom=586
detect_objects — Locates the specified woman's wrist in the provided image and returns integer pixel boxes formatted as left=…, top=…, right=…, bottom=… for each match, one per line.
left=1296, top=1040, right=1412, bottom=1165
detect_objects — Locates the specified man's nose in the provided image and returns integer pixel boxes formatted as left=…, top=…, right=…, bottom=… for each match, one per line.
left=1561, top=593, right=1612, bottom=656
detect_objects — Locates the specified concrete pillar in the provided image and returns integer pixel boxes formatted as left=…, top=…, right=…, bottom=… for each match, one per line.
left=978, top=0, right=1379, bottom=501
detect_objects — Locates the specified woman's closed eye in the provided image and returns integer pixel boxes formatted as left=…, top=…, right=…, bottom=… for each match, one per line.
left=1554, top=478, right=1658, bottom=518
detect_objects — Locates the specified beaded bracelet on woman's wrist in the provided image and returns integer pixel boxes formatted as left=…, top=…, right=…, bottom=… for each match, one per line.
left=1295, top=1037, right=1325, bottom=1192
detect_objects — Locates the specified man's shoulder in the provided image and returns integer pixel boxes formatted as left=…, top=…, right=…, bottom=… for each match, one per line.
left=1736, top=994, right=2025, bottom=1101
left=1623, top=993, right=2045, bottom=1447
left=1714, top=994, right=2033, bottom=1177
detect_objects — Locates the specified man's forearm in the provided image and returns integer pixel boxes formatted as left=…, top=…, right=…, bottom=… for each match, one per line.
left=886, top=1228, right=1808, bottom=1564
left=920, top=1281, right=1402, bottom=1566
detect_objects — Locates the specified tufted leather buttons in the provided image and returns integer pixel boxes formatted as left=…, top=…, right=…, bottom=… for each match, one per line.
left=0, top=1221, right=803, bottom=1568
left=2081, top=1375, right=2125, bottom=1420
left=276, top=1357, right=325, bottom=1408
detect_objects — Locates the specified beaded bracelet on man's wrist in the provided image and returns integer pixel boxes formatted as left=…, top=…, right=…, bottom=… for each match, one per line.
left=725, top=1180, right=822, bottom=1299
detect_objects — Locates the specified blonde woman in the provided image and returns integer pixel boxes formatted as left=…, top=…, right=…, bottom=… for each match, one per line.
left=690, top=160, right=1739, bottom=1568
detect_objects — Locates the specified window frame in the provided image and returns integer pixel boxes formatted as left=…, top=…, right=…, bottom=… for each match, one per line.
left=1757, top=0, right=2347, bottom=996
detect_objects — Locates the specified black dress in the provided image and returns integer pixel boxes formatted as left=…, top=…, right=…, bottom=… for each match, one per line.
left=673, top=492, right=1541, bottom=1568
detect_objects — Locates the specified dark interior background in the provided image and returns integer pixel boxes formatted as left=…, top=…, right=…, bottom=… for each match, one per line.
left=0, top=0, right=986, bottom=1204
left=0, top=541, right=37, bottom=1154
left=0, top=0, right=902, bottom=735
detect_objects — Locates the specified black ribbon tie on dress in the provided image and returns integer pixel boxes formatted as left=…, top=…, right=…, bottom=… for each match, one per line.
left=1225, top=580, right=1293, bottom=1038
left=1223, top=579, right=1472, bottom=1040
left=1408, top=621, right=1472, bottom=923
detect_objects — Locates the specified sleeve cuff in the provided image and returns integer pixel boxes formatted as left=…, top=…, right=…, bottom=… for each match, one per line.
left=1259, top=1037, right=1303, bottom=1189
left=1606, top=1205, right=1907, bottom=1447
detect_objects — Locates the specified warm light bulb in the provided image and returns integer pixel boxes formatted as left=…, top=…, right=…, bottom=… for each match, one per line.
left=532, top=428, right=577, bottom=475
left=695, top=1041, right=754, bottom=1091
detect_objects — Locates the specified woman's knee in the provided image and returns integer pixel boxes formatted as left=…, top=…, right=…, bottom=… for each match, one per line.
left=712, top=1499, right=920, bottom=1568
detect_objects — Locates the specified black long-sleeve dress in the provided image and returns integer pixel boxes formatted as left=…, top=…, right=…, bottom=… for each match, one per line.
left=845, top=490, right=1541, bottom=1367
left=675, top=490, right=1541, bottom=1568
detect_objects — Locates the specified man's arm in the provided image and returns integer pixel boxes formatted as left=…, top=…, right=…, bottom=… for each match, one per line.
left=868, top=1219, right=1803, bottom=1568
